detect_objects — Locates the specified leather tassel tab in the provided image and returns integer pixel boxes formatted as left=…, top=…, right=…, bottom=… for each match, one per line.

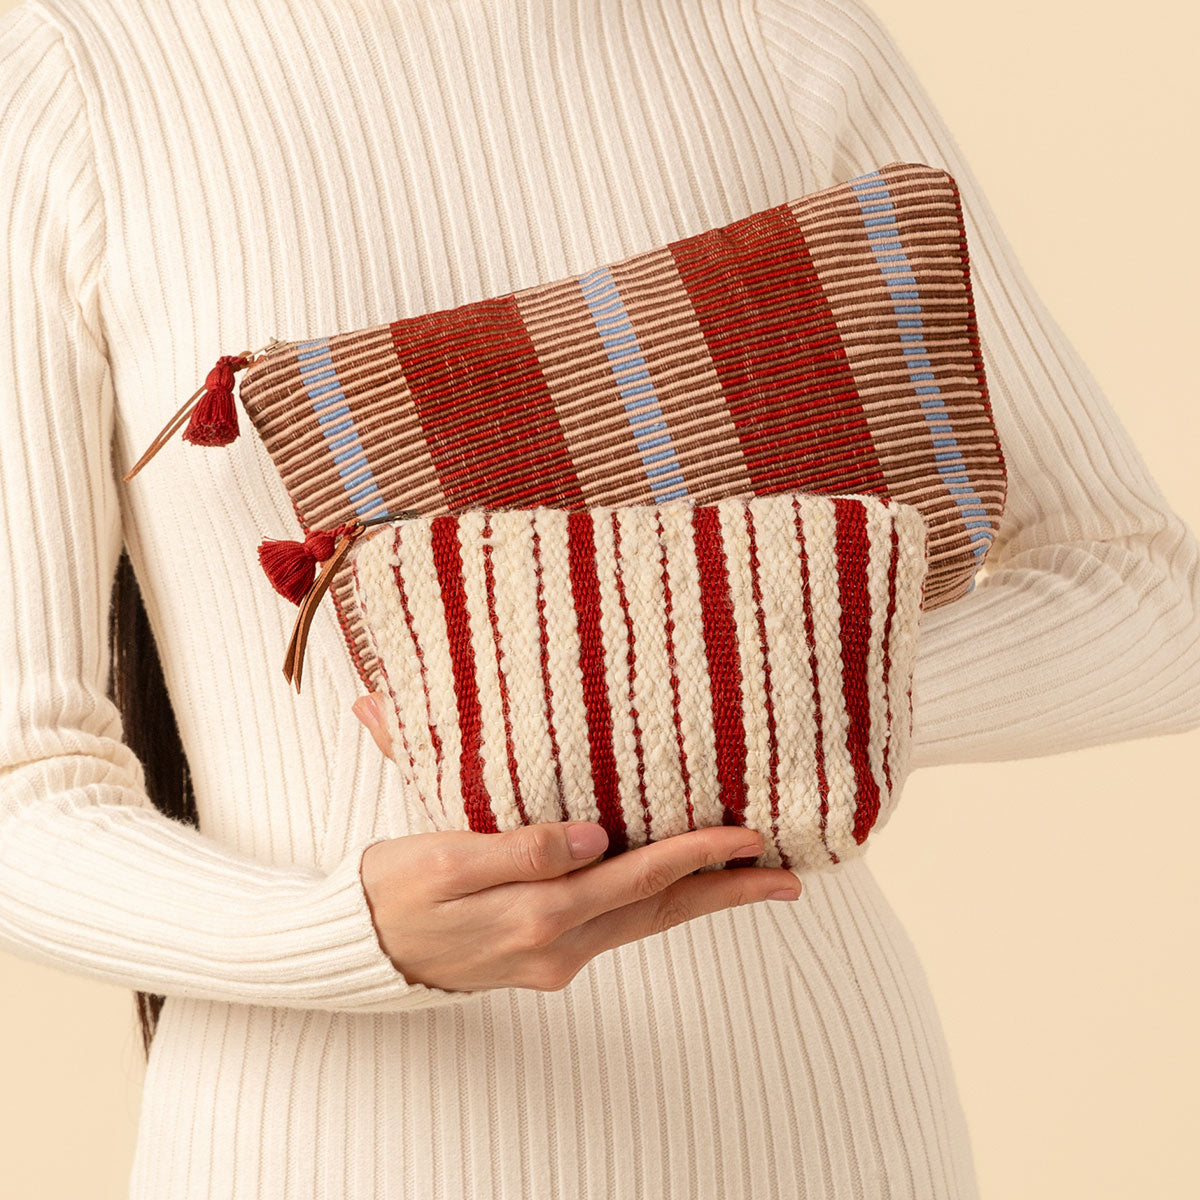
left=122, top=338, right=282, bottom=482
left=277, top=511, right=417, bottom=694
left=281, top=525, right=362, bottom=694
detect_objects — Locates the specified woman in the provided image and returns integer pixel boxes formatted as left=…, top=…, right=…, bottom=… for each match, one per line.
left=2, top=0, right=1197, bottom=1196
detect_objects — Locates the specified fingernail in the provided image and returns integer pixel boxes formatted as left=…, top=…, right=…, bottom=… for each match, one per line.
left=767, top=888, right=801, bottom=901
left=353, top=695, right=382, bottom=734
left=567, top=822, right=608, bottom=859
left=731, top=840, right=763, bottom=859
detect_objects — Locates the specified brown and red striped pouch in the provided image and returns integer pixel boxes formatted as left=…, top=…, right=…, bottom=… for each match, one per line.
left=123, top=159, right=1005, bottom=697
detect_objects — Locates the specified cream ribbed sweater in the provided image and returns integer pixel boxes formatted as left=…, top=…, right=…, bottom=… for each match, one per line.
left=2, top=0, right=1198, bottom=1196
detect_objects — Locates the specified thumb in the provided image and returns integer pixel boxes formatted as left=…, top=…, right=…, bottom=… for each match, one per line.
left=438, top=820, right=611, bottom=897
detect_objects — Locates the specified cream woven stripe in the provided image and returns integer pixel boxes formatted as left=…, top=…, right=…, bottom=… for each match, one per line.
left=537, top=509, right=600, bottom=827
left=654, top=499, right=724, bottom=833
left=865, top=496, right=900, bottom=812
left=622, top=503, right=689, bottom=844
left=797, top=497, right=858, bottom=854
left=398, top=519, right=469, bottom=832
left=752, top=493, right=816, bottom=868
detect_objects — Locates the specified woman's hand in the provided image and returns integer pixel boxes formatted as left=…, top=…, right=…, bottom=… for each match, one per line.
left=353, top=691, right=804, bottom=994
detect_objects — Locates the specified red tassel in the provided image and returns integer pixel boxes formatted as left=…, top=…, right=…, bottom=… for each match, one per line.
left=123, top=340, right=282, bottom=481
left=182, top=355, right=248, bottom=446
left=258, top=525, right=350, bottom=605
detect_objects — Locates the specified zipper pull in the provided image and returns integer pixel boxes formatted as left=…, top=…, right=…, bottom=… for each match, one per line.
left=272, top=511, right=417, bottom=694
left=122, top=337, right=283, bottom=482
left=281, top=522, right=364, bottom=693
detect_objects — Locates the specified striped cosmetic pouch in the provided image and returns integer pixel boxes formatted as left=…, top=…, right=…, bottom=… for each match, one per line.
left=123, top=160, right=1005, bottom=694
left=343, top=491, right=930, bottom=874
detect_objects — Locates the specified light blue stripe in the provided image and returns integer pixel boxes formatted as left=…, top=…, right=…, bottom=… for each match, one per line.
left=297, top=336, right=388, bottom=519
left=849, top=169, right=993, bottom=563
left=578, top=265, right=688, bottom=499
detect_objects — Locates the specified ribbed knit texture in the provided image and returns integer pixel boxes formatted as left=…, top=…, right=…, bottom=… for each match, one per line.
left=1, top=1, right=1197, bottom=1196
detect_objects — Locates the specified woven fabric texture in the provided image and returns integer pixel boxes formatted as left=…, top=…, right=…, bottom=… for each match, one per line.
left=346, top=491, right=930, bottom=873
left=238, top=159, right=1004, bottom=694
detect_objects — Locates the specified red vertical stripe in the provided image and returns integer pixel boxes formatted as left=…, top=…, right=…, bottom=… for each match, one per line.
left=429, top=515, right=497, bottom=833
left=669, top=205, right=885, bottom=497
left=566, top=511, right=625, bottom=853
left=832, top=498, right=880, bottom=844
left=691, top=505, right=749, bottom=830
left=391, top=296, right=585, bottom=511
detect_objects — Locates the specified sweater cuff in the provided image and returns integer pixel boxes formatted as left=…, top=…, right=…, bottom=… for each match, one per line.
left=276, top=837, right=478, bottom=1012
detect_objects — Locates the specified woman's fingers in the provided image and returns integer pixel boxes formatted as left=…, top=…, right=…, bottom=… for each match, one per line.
left=559, top=862, right=802, bottom=966
left=352, top=690, right=394, bottom=760
left=501, top=824, right=800, bottom=938
left=358, top=822, right=804, bottom=995
left=418, top=821, right=611, bottom=899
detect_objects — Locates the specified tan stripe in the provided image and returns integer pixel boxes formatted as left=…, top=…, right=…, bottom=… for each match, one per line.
left=515, top=280, right=651, bottom=507
left=609, top=248, right=754, bottom=503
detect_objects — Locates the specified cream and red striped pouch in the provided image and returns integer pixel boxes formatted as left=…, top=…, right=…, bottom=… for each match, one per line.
left=344, top=491, right=929, bottom=874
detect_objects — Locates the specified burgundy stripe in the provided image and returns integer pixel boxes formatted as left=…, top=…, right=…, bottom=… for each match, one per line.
left=793, top=496, right=837, bottom=864
left=832, top=498, right=880, bottom=844
left=566, top=511, right=625, bottom=852
left=668, top=205, right=885, bottom=497
left=691, top=505, right=749, bottom=829
left=531, top=520, right=569, bottom=821
left=610, top=511, right=652, bottom=844
left=429, top=515, right=497, bottom=833
left=656, top=510, right=695, bottom=830
left=481, top=511, right=529, bottom=824
left=744, top=504, right=787, bottom=869
left=391, top=297, right=585, bottom=511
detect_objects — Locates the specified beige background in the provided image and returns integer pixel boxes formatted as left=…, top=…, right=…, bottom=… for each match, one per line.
left=2, top=1, right=1197, bottom=1197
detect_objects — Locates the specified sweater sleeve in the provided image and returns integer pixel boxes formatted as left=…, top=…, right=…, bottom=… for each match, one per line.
left=753, top=0, right=1200, bottom=768
left=0, top=4, right=468, bottom=1013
